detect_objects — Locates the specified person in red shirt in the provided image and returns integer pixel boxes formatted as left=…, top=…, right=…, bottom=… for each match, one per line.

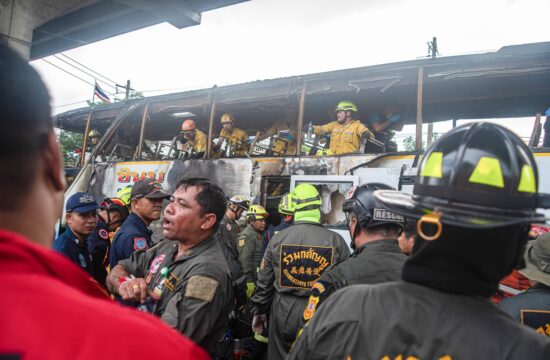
left=0, top=43, right=209, bottom=360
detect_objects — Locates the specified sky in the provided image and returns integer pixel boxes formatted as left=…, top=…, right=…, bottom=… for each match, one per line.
left=30, top=0, right=550, bottom=144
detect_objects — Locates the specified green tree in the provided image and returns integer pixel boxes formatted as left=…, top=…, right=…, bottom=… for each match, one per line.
left=59, top=130, right=83, bottom=167
left=402, top=132, right=440, bottom=151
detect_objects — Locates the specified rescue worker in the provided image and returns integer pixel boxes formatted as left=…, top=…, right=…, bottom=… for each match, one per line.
left=238, top=205, right=269, bottom=293
left=499, top=232, right=550, bottom=332
left=218, top=195, right=249, bottom=305
left=107, top=178, right=233, bottom=358
left=288, top=122, right=550, bottom=359
left=398, top=217, right=416, bottom=255
left=87, top=197, right=129, bottom=285
left=256, top=120, right=298, bottom=155
left=366, top=108, right=405, bottom=152
left=88, top=129, right=101, bottom=147
left=53, top=192, right=99, bottom=278
left=173, top=119, right=208, bottom=159
left=259, top=193, right=295, bottom=265
left=214, top=112, right=249, bottom=156
left=301, top=183, right=407, bottom=325
left=109, top=178, right=169, bottom=269
left=250, top=183, right=350, bottom=359
left=311, top=100, right=373, bottom=155
left=0, top=42, right=209, bottom=359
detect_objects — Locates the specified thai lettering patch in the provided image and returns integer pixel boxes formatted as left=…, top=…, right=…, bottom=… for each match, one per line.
left=521, top=310, right=550, bottom=335
left=279, top=244, right=333, bottom=289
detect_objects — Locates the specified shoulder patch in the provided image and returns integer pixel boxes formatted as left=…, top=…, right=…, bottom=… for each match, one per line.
left=303, top=295, right=319, bottom=321
left=226, top=223, right=232, bottom=231
left=149, top=254, right=167, bottom=274
left=133, top=237, right=148, bottom=251
left=185, top=275, right=219, bottom=302
left=98, top=229, right=109, bottom=240
left=238, top=238, right=245, bottom=247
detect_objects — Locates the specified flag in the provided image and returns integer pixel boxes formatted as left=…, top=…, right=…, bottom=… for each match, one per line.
left=94, top=81, right=111, bottom=103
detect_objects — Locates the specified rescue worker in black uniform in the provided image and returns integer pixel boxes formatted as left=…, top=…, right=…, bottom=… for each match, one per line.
left=288, top=122, right=550, bottom=359
left=87, top=197, right=129, bottom=285
left=250, top=183, right=350, bottom=359
left=109, top=178, right=169, bottom=269
left=301, top=183, right=407, bottom=325
left=218, top=195, right=249, bottom=306
left=499, top=232, right=550, bottom=334
left=107, top=178, right=233, bottom=358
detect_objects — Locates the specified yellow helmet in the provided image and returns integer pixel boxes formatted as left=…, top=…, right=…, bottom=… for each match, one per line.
left=221, top=113, right=234, bottom=124
left=88, top=129, right=101, bottom=138
left=278, top=193, right=295, bottom=215
left=291, top=183, right=321, bottom=211
left=316, top=149, right=334, bottom=156
left=335, top=100, right=358, bottom=113
left=247, top=205, right=269, bottom=220
left=115, top=185, right=132, bottom=207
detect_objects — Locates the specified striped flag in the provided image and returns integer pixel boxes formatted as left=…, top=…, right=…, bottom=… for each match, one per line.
left=94, top=81, right=111, bottom=103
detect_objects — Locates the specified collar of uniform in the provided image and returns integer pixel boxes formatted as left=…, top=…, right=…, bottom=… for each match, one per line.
left=173, top=234, right=217, bottom=261
left=356, top=238, right=401, bottom=254
left=293, top=220, right=322, bottom=226
left=127, top=212, right=153, bottom=235
left=63, top=227, right=85, bottom=247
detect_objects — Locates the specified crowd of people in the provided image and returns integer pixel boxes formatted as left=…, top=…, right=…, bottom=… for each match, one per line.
left=3, top=42, right=550, bottom=360
left=166, top=99, right=404, bottom=159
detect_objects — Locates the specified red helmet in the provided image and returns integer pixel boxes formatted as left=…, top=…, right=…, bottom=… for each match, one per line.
left=181, top=119, right=196, bottom=132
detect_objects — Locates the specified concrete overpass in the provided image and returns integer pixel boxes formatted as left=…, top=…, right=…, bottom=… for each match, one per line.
left=0, top=0, right=248, bottom=59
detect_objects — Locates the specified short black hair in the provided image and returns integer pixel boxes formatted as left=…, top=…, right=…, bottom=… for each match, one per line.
left=0, top=44, right=52, bottom=210
left=175, top=177, right=227, bottom=231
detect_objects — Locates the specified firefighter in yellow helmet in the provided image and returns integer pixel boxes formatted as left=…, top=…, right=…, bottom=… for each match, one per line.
left=173, top=119, right=208, bottom=159
left=237, top=205, right=269, bottom=295
left=214, top=112, right=249, bottom=156
left=250, top=183, right=350, bottom=359
left=312, top=101, right=373, bottom=155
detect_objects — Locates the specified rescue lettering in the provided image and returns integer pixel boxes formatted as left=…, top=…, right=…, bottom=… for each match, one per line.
left=279, top=244, right=333, bottom=289
left=521, top=309, right=550, bottom=335
left=373, top=208, right=405, bottom=222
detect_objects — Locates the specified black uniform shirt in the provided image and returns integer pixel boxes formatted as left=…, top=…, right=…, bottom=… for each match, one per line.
left=289, top=281, right=550, bottom=359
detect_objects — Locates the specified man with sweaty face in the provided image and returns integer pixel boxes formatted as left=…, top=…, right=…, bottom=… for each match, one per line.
left=107, top=178, right=233, bottom=358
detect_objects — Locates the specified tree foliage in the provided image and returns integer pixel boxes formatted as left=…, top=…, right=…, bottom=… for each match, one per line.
left=59, top=131, right=83, bottom=167
left=402, top=132, right=440, bottom=151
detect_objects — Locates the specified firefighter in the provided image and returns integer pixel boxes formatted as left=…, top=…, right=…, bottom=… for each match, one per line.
left=88, top=129, right=101, bottom=147
left=499, top=232, right=550, bottom=332
left=238, top=205, right=269, bottom=293
left=301, top=183, right=407, bottom=325
left=288, top=122, right=550, bottom=359
left=87, top=197, right=129, bottom=285
left=250, top=183, right=350, bottom=359
left=107, top=178, right=233, bottom=358
left=311, top=100, right=373, bottom=155
left=214, top=112, right=249, bottom=156
left=173, top=119, right=208, bottom=158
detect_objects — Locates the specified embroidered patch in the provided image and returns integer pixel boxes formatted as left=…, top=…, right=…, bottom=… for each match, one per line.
left=226, top=223, right=232, bottom=231
left=238, top=238, right=245, bottom=247
left=521, top=309, right=550, bottom=335
left=373, top=208, right=404, bottom=223
left=311, top=281, right=326, bottom=295
left=185, top=276, right=219, bottom=302
left=98, top=229, right=109, bottom=240
left=303, top=295, right=319, bottom=321
left=149, top=254, right=167, bottom=274
left=133, top=237, right=148, bottom=251
left=279, top=244, right=333, bottom=289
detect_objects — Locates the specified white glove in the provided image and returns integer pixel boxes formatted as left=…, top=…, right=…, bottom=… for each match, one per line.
left=252, top=313, right=268, bottom=334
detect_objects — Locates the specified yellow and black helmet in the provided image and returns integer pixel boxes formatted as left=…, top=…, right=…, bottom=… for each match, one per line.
left=247, top=205, right=269, bottom=220
left=278, top=193, right=295, bottom=215
left=375, top=122, right=550, bottom=229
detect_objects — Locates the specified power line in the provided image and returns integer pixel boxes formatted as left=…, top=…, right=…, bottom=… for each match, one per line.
left=53, top=100, right=89, bottom=108
left=58, top=53, right=119, bottom=86
left=40, top=58, right=118, bottom=98
left=53, top=54, right=117, bottom=90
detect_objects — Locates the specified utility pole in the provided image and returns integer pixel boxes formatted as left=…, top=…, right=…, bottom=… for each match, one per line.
left=427, top=37, right=439, bottom=58
left=115, top=80, right=134, bottom=100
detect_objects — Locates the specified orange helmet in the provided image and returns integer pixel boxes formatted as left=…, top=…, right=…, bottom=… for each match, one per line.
left=181, top=119, right=196, bottom=131
left=221, top=113, right=234, bottom=124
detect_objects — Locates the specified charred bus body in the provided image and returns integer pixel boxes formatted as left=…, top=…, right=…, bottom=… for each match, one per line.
left=57, top=41, right=550, bottom=236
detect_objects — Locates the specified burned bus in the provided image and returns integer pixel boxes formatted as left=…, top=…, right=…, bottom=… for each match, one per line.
left=56, top=41, right=550, bottom=238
